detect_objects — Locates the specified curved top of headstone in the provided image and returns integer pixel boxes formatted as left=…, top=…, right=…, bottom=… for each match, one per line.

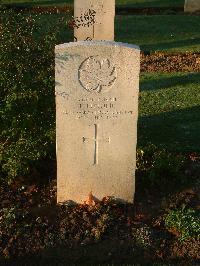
left=55, top=41, right=140, bottom=51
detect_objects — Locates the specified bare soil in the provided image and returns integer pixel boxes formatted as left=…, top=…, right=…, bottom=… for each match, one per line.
left=0, top=156, right=199, bottom=265
left=141, top=52, right=200, bottom=72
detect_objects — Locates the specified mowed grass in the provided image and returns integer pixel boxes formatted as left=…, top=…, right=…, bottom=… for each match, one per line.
left=116, top=15, right=200, bottom=52
left=117, top=0, right=184, bottom=7
left=1, top=0, right=184, bottom=8
left=1, top=13, right=200, bottom=153
left=36, top=13, right=200, bottom=53
left=139, top=73, right=200, bottom=152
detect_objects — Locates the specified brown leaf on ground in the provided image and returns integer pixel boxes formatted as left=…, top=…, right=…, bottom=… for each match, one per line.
left=84, top=191, right=97, bottom=206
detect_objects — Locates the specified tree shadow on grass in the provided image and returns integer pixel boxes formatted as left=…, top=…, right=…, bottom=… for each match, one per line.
left=117, top=0, right=184, bottom=8
left=3, top=0, right=73, bottom=7
left=138, top=105, right=200, bottom=152
left=140, top=73, right=200, bottom=92
left=141, top=37, right=200, bottom=52
left=34, top=0, right=73, bottom=5
left=3, top=0, right=184, bottom=8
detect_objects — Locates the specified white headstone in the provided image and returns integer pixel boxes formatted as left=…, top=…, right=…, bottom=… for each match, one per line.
left=74, top=0, right=115, bottom=41
left=184, top=0, right=200, bottom=12
left=56, top=41, right=140, bottom=204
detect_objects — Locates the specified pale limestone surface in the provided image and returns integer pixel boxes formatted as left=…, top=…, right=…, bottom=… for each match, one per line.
left=184, top=0, right=200, bottom=12
left=74, top=0, right=115, bottom=41
left=56, top=41, right=140, bottom=204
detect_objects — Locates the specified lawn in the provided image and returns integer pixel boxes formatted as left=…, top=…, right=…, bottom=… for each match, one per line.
left=116, top=15, right=200, bottom=52
left=2, top=0, right=185, bottom=7
left=139, top=72, right=200, bottom=152
left=117, top=0, right=184, bottom=7
left=35, top=13, right=200, bottom=53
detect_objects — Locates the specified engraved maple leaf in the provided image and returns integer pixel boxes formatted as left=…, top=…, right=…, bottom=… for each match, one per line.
left=79, top=56, right=117, bottom=92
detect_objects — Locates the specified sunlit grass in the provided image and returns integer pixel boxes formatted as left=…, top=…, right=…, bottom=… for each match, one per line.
left=116, top=15, right=200, bottom=53
left=139, top=72, right=200, bottom=151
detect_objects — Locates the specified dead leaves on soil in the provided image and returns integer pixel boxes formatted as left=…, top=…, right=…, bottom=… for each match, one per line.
left=141, top=52, right=200, bottom=72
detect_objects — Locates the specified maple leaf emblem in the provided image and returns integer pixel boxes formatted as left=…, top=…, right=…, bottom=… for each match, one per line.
left=78, top=56, right=117, bottom=93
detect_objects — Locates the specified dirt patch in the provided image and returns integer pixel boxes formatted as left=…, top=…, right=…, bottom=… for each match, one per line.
left=141, top=52, right=200, bottom=72
left=0, top=155, right=200, bottom=264
left=170, top=238, right=200, bottom=261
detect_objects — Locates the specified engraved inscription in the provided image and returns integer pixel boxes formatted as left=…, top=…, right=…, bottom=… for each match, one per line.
left=63, top=97, right=135, bottom=120
left=55, top=91, right=69, bottom=99
left=83, top=124, right=110, bottom=165
left=78, top=56, right=117, bottom=93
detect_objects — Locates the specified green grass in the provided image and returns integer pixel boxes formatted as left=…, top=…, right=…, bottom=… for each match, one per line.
left=35, top=14, right=200, bottom=53
left=139, top=72, right=200, bottom=152
left=2, top=2, right=200, bottom=54
left=1, top=13, right=200, bottom=154
left=116, top=15, right=200, bottom=53
left=1, top=0, right=184, bottom=8
left=117, top=0, right=184, bottom=8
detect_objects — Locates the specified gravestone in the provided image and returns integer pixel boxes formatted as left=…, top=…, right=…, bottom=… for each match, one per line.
left=74, top=0, right=115, bottom=41
left=184, top=0, right=200, bottom=12
left=56, top=41, right=140, bottom=204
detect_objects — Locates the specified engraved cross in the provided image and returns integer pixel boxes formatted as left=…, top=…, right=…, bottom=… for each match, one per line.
left=83, top=124, right=110, bottom=165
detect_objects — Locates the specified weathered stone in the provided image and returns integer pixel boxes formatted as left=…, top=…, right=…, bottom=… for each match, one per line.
left=74, top=0, right=115, bottom=41
left=184, top=0, right=200, bottom=12
left=55, top=41, right=140, bottom=204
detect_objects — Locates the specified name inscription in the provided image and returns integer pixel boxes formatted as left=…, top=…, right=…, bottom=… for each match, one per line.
left=56, top=94, right=134, bottom=120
